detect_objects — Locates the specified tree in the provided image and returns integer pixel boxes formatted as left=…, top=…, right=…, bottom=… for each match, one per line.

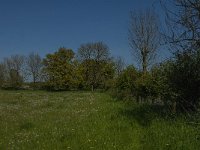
left=114, top=56, right=125, bottom=76
left=168, top=50, right=200, bottom=111
left=128, top=10, right=160, bottom=73
left=161, top=0, right=200, bottom=51
left=78, top=42, right=110, bottom=62
left=77, top=42, right=112, bottom=90
left=135, top=73, right=159, bottom=104
left=160, top=0, right=200, bottom=112
left=3, top=55, right=25, bottom=89
left=26, top=52, right=43, bottom=83
left=0, top=63, right=6, bottom=88
left=43, top=48, right=83, bottom=91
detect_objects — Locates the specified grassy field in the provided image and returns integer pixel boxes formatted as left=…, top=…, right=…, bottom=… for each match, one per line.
left=0, top=90, right=200, bottom=150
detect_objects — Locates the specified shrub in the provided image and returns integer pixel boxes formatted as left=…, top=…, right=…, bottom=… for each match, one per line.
left=152, top=50, right=200, bottom=112
left=168, top=50, right=200, bottom=111
left=135, top=73, right=159, bottom=103
left=114, top=65, right=138, bottom=100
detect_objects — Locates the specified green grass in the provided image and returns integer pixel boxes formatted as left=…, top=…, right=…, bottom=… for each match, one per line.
left=0, top=90, right=199, bottom=150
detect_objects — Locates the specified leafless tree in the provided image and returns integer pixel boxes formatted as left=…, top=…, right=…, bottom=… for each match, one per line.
left=78, top=43, right=93, bottom=61
left=77, top=42, right=110, bottom=91
left=160, top=0, right=200, bottom=51
left=78, top=42, right=110, bottom=62
left=160, top=0, right=200, bottom=113
left=92, top=42, right=110, bottom=62
left=4, top=55, right=25, bottom=76
left=114, top=56, right=125, bottom=76
left=3, top=55, right=25, bottom=88
left=26, top=52, right=43, bottom=83
left=128, top=10, right=160, bottom=73
left=0, top=63, right=6, bottom=87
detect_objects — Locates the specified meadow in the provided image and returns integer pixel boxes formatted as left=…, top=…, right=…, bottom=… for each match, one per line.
left=0, top=90, right=199, bottom=150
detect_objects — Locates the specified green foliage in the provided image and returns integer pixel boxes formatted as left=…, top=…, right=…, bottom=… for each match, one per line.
left=98, top=61, right=116, bottom=89
left=114, top=65, right=138, bottom=100
left=77, top=42, right=114, bottom=91
left=151, top=50, right=200, bottom=112
left=167, top=50, right=200, bottom=111
left=151, top=61, right=177, bottom=106
left=109, top=48, right=200, bottom=113
left=0, top=64, right=5, bottom=88
left=27, top=82, right=45, bottom=90
left=81, top=60, right=115, bottom=90
left=8, top=69, right=23, bottom=89
left=43, top=48, right=83, bottom=91
left=1, top=55, right=25, bottom=90
left=135, top=73, right=159, bottom=102
left=113, top=65, right=161, bottom=102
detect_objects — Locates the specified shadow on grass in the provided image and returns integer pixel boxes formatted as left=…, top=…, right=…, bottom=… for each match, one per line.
left=20, top=121, right=35, bottom=130
left=119, top=104, right=171, bottom=127
left=120, top=103, right=200, bottom=127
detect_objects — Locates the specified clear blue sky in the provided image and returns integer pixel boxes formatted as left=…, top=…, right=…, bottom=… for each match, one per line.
left=0, top=0, right=169, bottom=64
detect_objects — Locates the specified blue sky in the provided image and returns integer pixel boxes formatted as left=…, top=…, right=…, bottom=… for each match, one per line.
left=0, top=0, right=169, bottom=64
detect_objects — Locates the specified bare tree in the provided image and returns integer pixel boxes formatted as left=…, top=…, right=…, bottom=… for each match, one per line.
left=0, top=63, right=6, bottom=87
left=3, top=55, right=25, bottom=88
left=160, top=0, right=200, bottom=113
left=77, top=43, right=93, bottom=61
left=128, top=10, right=160, bottom=73
left=161, top=0, right=200, bottom=50
left=78, top=42, right=110, bottom=62
left=92, top=42, right=110, bottom=62
left=26, top=52, right=43, bottom=83
left=77, top=42, right=111, bottom=91
left=5, top=55, right=24, bottom=72
left=114, top=56, right=125, bottom=76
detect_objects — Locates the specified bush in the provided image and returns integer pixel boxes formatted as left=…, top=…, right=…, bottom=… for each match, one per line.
left=168, top=50, right=200, bottom=111
left=151, top=61, right=178, bottom=111
left=135, top=73, right=159, bottom=103
left=152, top=50, right=200, bottom=112
left=113, top=65, right=138, bottom=100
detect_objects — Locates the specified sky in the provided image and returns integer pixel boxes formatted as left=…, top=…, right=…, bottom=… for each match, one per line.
left=0, top=0, right=170, bottom=65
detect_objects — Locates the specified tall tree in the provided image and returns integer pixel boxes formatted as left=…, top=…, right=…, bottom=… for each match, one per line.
left=43, top=48, right=82, bottom=90
left=128, top=10, right=160, bottom=73
left=26, top=52, right=43, bottom=83
left=160, top=0, right=200, bottom=112
left=77, top=42, right=113, bottom=90
left=161, top=0, right=200, bottom=50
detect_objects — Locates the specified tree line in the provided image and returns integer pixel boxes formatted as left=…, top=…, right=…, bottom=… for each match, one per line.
left=0, top=0, right=200, bottom=114
left=0, top=42, right=122, bottom=91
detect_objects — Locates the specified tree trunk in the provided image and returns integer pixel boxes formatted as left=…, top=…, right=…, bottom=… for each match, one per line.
left=172, top=101, right=176, bottom=114
left=91, top=85, right=94, bottom=92
left=142, top=53, right=147, bottom=74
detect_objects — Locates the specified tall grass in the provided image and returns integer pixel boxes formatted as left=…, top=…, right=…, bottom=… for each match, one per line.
left=0, top=90, right=199, bottom=149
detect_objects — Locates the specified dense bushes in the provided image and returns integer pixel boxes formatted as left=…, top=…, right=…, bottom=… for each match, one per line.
left=135, top=73, right=159, bottom=103
left=113, top=65, right=138, bottom=100
left=113, top=66, right=160, bottom=103
left=166, top=50, right=200, bottom=111
left=151, top=50, right=200, bottom=112
left=112, top=50, right=200, bottom=113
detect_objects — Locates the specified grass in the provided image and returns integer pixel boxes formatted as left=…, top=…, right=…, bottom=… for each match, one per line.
left=0, top=90, right=199, bottom=149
